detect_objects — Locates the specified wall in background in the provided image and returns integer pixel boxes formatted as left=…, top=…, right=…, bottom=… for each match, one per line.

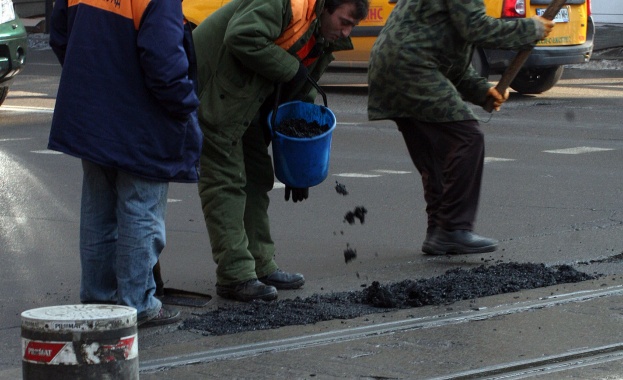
left=592, top=0, right=623, bottom=23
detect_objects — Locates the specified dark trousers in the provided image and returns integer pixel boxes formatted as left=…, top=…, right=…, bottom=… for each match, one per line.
left=394, top=118, right=485, bottom=232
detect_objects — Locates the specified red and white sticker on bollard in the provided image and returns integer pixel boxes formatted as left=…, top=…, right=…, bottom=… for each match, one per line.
left=22, top=335, right=138, bottom=364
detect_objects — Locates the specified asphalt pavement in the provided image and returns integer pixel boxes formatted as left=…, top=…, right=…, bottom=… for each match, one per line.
left=139, top=22, right=623, bottom=379
left=4, top=20, right=623, bottom=380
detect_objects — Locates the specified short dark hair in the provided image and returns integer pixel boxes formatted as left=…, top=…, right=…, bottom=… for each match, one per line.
left=324, top=0, right=369, bottom=21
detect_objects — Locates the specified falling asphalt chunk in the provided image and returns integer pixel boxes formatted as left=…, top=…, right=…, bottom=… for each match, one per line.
left=180, top=262, right=596, bottom=336
left=335, top=181, right=348, bottom=196
left=344, top=245, right=357, bottom=263
left=344, top=206, right=367, bottom=225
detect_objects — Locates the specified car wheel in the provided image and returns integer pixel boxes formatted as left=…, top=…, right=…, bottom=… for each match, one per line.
left=509, top=66, right=564, bottom=94
left=471, top=48, right=490, bottom=79
left=0, top=86, right=8, bottom=107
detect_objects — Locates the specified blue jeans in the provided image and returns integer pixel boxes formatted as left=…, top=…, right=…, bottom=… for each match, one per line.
left=79, top=160, right=168, bottom=321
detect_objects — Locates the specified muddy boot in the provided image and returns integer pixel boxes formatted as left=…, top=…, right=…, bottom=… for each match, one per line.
left=259, top=269, right=305, bottom=290
left=216, top=279, right=278, bottom=302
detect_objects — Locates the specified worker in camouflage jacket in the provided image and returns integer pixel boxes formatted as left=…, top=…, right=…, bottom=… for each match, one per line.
left=367, top=0, right=554, bottom=255
left=192, top=0, right=369, bottom=302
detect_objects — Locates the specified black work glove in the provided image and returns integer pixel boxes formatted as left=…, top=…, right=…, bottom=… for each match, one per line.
left=285, top=186, right=309, bottom=203
left=281, top=62, right=308, bottom=98
left=285, top=62, right=308, bottom=87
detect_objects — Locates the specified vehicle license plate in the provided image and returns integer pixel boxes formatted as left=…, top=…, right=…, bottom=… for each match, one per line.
left=537, top=7, right=570, bottom=23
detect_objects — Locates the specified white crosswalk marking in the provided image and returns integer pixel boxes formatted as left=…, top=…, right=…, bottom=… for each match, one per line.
left=543, top=146, right=614, bottom=154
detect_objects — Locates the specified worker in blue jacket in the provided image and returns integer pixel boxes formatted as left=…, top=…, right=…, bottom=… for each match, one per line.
left=49, top=0, right=201, bottom=327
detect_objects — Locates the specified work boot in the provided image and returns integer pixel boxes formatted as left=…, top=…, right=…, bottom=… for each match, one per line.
left=258, top=269, right=305, bottom=290
left=138, top=305, right=181, bottom=328
left=216, top=279, right=278, bottom=302
left=421, top=226, right=438, bottom=254
left=422, top=229, right=498, bottom=255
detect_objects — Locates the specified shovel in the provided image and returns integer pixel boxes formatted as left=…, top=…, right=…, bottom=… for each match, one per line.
left=484, top=0, right=568, bottom=113
left=153, top=260, right=212, bottom=308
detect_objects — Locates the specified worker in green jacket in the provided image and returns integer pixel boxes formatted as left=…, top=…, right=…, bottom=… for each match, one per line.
left=193, top=0, right=369, bottom=301
left=367, top=0, right=554, bottom=255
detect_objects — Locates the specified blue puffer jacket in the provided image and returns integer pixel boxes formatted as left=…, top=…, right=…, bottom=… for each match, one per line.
left=49, top=0, right=201, bottom=182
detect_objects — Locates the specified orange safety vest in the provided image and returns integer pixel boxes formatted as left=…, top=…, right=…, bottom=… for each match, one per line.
left=275, top=0, right=320, bottom=67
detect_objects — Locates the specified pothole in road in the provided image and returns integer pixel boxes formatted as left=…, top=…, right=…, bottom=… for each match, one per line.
left=181, top=262, right=595, bottom=336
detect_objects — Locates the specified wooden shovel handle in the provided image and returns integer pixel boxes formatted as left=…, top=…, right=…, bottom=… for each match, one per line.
left=483, top=0, right=568, bottom=113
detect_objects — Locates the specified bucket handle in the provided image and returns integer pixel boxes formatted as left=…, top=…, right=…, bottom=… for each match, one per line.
left=270, top=75, right=328, bottom=134
left=307, top=75, right=328, bottom=108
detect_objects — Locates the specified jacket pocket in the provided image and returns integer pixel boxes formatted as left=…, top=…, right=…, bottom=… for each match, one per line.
left=198, top=69, right=252, bottom=135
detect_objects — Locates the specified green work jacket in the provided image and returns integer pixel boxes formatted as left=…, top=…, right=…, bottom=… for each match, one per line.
left=192, top=0, right=352, bottom=155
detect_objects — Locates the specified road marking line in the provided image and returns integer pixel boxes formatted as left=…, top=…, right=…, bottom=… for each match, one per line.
left=31, top=150, right=62, bottom=154
left=0, top=138, right=31, bottom=142
left=485, top=157, right=516, bottom=163
left=543, top=146, right=614, bottom=154
left=333, top=173, right=382, bottom=178
left=8, top=91, right=48, bottom=97
left=372, top=170, right=411, bottom=174
left=1, top=105, right=55, bottom=114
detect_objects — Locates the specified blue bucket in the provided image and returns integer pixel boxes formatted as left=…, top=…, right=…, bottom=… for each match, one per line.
left=267, top=100, right=336, bottom=188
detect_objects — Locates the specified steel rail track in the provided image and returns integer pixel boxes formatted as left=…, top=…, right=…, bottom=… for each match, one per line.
left=140, top=285, right=623, bottom=376
left=429, top=342, right=623, bottom=379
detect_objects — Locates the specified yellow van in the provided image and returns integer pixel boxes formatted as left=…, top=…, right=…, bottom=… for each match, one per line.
left=183, top=0, right=594, bottom=94
left=474, top=0, right=594, bottom=93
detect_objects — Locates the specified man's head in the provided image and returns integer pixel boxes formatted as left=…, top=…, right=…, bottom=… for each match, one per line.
left=320, top=0, right=369, bottom=42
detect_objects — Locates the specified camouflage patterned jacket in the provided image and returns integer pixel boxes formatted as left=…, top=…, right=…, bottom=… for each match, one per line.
left=367, top=0, right=541, bottom=123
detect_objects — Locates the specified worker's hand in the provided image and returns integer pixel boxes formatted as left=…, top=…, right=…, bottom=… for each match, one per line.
left=486, top=86, right=510, bottom=111
left=531, top=15, right=555, bottom=39
left=284, top=62, right=308, bottom=86
left=285, top=186, right=309, bottom=202
left=281, top=62, right=308, bottom=98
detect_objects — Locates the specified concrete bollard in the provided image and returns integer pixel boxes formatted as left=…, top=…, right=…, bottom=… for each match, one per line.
left=21, top=304, right=138, bottom=380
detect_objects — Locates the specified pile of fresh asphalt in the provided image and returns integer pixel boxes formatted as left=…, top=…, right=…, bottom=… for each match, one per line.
left=182, top=181, right=596, bottom=335
left=181, top=263, right=595, bottom=336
